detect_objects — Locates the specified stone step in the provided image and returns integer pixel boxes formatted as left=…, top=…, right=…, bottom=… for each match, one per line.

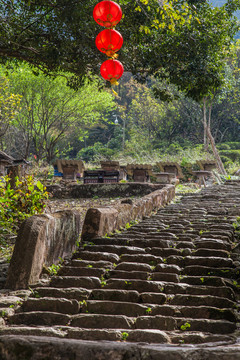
left=192, top=248, right=230, bottom=258
left=109, top=270, right=149, bottom=281
left=151, top=273, right=179, bottom=283
left=181, top=276, right=232, bottom=287
left=20, top=297, right=80, bottom=314
left=0, top=296, right=23, bottom=308
left=90, top=289, right=140, bottom=303
left=74, top=251, right=120, bottom=263
left=150, top=305, right=237, bottom=322
left=167, top=256, right=234, bottom=268
left=135, top=315, right=236, bottom=334
left=169, top=331, right=234, bottom=344
left=104, top=279, right=164, bottom=293
left=128, top=239, right=174, bottom=248
left=58, top=267, right=106, bottom=277
left=81, top=245, right=146, bottom=256
left=120, top=254, right=163, bottom=265
left=155, top=264, right=182, bottom=274
left=82, top=300, right=148, bottom=317
left=67, top=328, right=170, bottom=343
left=169, top=294, right=235, bottom=308
left=194, top=239, right=232, bottom=252
left=199, top=234, right=232, bottom=242
left=201, top=230, right=234, bottom=240
left=150, top=248, right=182, bottom=257
left=50, top=276, right=101, bottom=289
left=0, top=326, right=67, bottom=338
left=70, top=260, right=114, bottom=268
left=182, top=266, right=236, bottom=278
left=70, top=314, right=135, bottom=329
left=33, top=287, right=90, bottom=301
left=115, top=262, right=152, bottom=272
left=9, top=311, right=71, bottom=326
left=88, top=237, right=129, bottom=246
left=165, top=283, right=236, bottom=300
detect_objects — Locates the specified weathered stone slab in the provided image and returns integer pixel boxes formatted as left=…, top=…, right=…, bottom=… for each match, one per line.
left=83, top=300, right=148, bottom=317
left=9, top=311, right=71, bottom=326
left=82, top=207, right=119, bottom=241
left=50, top=276, right=101, bottom=289
left=34, top=287, right=90, bottom=301
left=6, top=210, right=81, bottom=290
left=21, top=297, right=80, bottom=314
left=70, top=314, right=134, bottom=329
left=2, top=335, right=240, bottom=360
left=90, top=289, right=140, bottom=303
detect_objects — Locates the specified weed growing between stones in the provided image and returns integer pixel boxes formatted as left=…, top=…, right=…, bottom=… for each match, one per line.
left=121, top=332, right=129, bottom=341
left=180, top=322, right=191, bottom=331
left=46, top=264, right=61, bottom=276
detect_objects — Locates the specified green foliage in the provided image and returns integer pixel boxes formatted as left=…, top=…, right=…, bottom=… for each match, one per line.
left=77, top=143, right=115, bottom=162
left=180, top=322, right=191, bottom=331
left=0, top=0, right=239, bottom=101
left=217, top=143, right=231, bottom=150
left=220, top=149, right=240, bottom=162
left=47, top=263, right=62, bottom=276
left=2, top=63, right=115, bottom=163
left=146, top=307, right=152, bottom=314
left=0, top=176, right=48, bottom=242
left=0, top=76, right=21, bottom=140
left=121, top=332, right=129, bottom=341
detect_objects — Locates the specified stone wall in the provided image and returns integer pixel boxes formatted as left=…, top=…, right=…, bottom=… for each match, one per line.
left=46, top=183, right=166, bottom=199
left=6, top=210, right=81, bottom=290
left=82, top=185, right=175, bottom=240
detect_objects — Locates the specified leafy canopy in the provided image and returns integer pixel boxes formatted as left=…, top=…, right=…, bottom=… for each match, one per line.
left=0, top=0, right=239, bottom=99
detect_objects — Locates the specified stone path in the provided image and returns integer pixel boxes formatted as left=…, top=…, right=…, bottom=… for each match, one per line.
left=1, top=182, right=240, bottom=348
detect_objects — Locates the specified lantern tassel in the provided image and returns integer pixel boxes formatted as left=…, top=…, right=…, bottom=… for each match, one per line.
left=112, top=88, right=118, bottom=97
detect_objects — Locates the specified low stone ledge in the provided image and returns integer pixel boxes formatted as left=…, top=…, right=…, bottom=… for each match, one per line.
left=47, top=183, right=167, bottom=199
left=82, top=185, right=175, bottom=241
left=6, top=210, right=81, bottom=290
left=0, top=335, right=239, bottom=360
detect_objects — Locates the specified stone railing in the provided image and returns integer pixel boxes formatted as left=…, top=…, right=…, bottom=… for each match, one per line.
left=6, top=184, right=175, bottom=290
left=82, top=184, right=175, bottom=240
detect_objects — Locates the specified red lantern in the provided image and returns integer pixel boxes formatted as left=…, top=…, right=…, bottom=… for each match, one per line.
left=100, top=59, right=124, bottom=83
left=93, top=0, right=122, bottom=28
left=95, top=29, right=123, bottom=57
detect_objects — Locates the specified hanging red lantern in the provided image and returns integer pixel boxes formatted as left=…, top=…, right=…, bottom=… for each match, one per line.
left=95, top=29, right=123, bottom=57
left=100, top=59, right=124, bottom=84
left=93, top=0, right=122, bottom=28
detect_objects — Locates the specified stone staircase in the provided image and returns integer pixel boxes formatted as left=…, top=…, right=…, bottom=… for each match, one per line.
left=1, top=182, right=240, bottom=346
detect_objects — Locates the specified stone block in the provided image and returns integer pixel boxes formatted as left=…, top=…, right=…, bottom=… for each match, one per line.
left=6, top=210, right=81, bottom=290
left=82, top=207, right=118, bottom=241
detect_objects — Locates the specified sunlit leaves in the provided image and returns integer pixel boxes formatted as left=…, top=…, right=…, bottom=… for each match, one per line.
left=0, top=77, right=21, bottom=138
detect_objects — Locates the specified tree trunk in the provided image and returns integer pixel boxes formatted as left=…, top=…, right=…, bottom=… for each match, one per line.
left=203, top=98, right=208, bottom=151
left=202, top=97, right=226, bottom=175
left=206, top=126, right=227, bottom=175
left=206, top=103, right=212, bottom=149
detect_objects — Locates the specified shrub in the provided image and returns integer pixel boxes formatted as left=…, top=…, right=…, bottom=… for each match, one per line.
left=77, top=142, right=115, bottom=162
left=0, top=176, right=48, bottom=242
left=217, top=143, right=231, bottom=150
left=220, top=150, right=240, bottom=162
left=225, top=142, right=240, bottom=150
left=220, top=155, right=232, bottom=164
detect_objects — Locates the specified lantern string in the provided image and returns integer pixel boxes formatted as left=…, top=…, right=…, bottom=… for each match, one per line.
left=106, top=53, right=118, bottom=59
left=110, top=78, right=119, bottom=86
